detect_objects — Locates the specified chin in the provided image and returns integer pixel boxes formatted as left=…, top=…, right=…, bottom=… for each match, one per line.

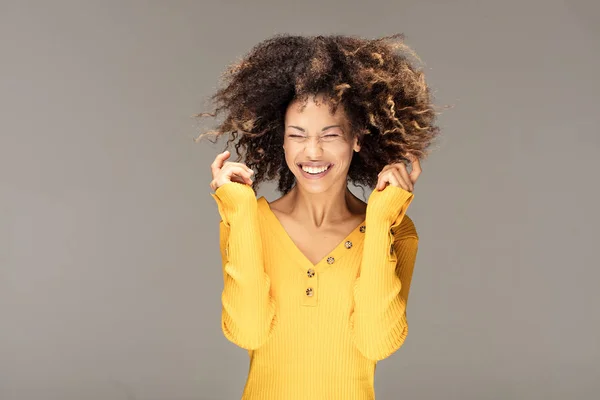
left=296, top=181, right=331, bottom=194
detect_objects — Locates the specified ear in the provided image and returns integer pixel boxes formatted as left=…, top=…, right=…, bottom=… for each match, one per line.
left=353, top=136, right=361, bottom=152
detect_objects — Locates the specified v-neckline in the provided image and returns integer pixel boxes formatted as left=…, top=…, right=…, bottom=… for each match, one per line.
left=257, top=196, right=366, bottom=272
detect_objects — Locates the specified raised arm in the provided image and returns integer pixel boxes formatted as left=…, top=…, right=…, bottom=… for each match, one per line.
left=350, top=184, right=419, bottom=361
left=211, top=180, right=277, bottom=350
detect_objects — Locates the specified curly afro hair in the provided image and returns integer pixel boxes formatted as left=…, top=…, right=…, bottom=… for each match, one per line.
left=195, top=33, right=442, bottom=194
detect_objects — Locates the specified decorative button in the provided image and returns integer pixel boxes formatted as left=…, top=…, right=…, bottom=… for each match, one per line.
left=307, top=268, right=315, bottom=278
left=359, top=225, right=366, bottom=233
left=306, top=287, right=314, bottom=297
left=326, top=256, right=335, bottom=264
left=345, top=240, right=352, bottom=249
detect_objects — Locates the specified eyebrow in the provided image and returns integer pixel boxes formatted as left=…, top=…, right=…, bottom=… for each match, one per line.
left=287, top=125, right=342, bottom=132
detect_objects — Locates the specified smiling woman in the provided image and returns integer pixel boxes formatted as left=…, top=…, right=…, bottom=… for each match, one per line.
left=195, top=33, right=441, bottom=400
left=283, top=95, right=359, bottom=193
left=196, top=33, right=439, bottom=194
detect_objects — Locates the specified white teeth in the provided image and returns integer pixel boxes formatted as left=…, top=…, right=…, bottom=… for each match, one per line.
left=301, top=164, right=330, bottom=174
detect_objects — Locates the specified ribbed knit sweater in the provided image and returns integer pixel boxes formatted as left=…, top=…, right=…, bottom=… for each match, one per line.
left=211, top=181, right=419, bottom=399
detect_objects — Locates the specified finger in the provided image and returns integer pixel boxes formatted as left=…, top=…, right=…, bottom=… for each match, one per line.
left=222, top=164, right=254, bottom=181
left=409, top=158, right=421, bottom=184
left=377, top=170, right=401, bottom=191
left=229, top=172, right=247, bottom=185
left=394, top=163, right=413, bottom=192
left=224, top=161, right=254, bottom=176
left=378, top=164, right=392, bottom=177
left=376, top=175, right=386, bottom=191
left=242, top=171, right=254, bottom=185
left=387, top=172, right=402, bottom=190
left=381, top=168, right=410, bottom=191
left=376, top=167, right=394, bottom=190
left=210, top=179, right=223, bottom=191
left=211, top=150, right=230, bottom=178
left=376, top=170, right=386, bottom=190
left=231, top=173, right=253, bottom=186
left=391, top=168, right=412, bottom=192
left=225, top=166, right=254, bottom=186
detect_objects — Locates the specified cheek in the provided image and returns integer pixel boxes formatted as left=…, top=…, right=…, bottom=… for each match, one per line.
left=282, top=144, right=298, bottom=166
left=332, top=145, right=354, bottom=166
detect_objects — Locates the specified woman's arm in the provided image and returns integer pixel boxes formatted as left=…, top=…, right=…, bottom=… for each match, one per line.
left=350, top=185, right=418, bottom=361
left=211, top=181, right=277, bottom=350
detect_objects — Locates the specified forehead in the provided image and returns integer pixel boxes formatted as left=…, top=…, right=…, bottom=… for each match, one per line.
left=285, top=94, right=348, bottom=124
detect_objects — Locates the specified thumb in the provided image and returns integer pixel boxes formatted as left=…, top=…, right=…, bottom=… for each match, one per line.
left=210, top=150, right=230, bottom=178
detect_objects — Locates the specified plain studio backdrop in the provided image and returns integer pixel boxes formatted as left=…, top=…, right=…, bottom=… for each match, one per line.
left=1, top=0, right=599, bottom=399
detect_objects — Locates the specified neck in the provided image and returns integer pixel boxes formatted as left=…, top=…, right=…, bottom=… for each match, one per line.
left=286, top=182, right=356, bottom=228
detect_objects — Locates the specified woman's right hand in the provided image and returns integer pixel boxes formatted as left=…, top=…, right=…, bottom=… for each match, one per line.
left=210, top=150, right=254, bottom=191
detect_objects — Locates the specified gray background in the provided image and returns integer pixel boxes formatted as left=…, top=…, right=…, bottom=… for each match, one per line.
left=1, top=0, right=599, bottom=399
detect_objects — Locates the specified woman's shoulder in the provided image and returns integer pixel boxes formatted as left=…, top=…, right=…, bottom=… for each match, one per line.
left=256, top=196, right=283, bottom=229
left=392, top=214, right=418, bottom=240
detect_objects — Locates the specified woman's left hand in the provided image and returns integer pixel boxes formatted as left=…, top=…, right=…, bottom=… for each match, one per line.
left=375, top=156, right=421, bottom=192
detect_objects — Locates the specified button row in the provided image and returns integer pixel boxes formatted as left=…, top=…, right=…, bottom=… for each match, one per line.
left=304, top=230, right=364, bottom=297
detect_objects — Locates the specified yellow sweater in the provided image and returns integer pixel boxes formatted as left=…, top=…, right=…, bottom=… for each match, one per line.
left=211, top=182, right=419, bottom=400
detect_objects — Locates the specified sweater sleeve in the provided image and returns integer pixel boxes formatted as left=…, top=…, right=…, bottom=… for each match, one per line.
left=350, top=185, right=419, bottom=361
left=211, top=182, right=277, bottom=350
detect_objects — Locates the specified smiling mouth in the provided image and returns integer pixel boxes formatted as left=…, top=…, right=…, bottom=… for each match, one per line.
left=298, top=163, right=333, bottom=175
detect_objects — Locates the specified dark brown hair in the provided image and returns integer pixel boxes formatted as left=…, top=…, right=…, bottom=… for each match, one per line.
left=194, top=33, right=442, bottom=194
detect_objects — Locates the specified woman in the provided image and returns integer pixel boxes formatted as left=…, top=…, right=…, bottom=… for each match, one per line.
left=197, top=33, right=439, bottom=399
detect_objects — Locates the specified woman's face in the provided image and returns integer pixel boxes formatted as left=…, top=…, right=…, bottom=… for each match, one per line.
left=283, top=94, right=360, bottom=194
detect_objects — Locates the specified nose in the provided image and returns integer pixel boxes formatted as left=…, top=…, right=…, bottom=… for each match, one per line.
left=304, top=136, right=323, bottom=158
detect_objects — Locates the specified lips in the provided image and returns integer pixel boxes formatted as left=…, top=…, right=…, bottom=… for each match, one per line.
left=298, top=163, right=332, bottom=174
left=296, top=162, right=334, bottom=179
left=298, top=162, right=331, bottom=167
